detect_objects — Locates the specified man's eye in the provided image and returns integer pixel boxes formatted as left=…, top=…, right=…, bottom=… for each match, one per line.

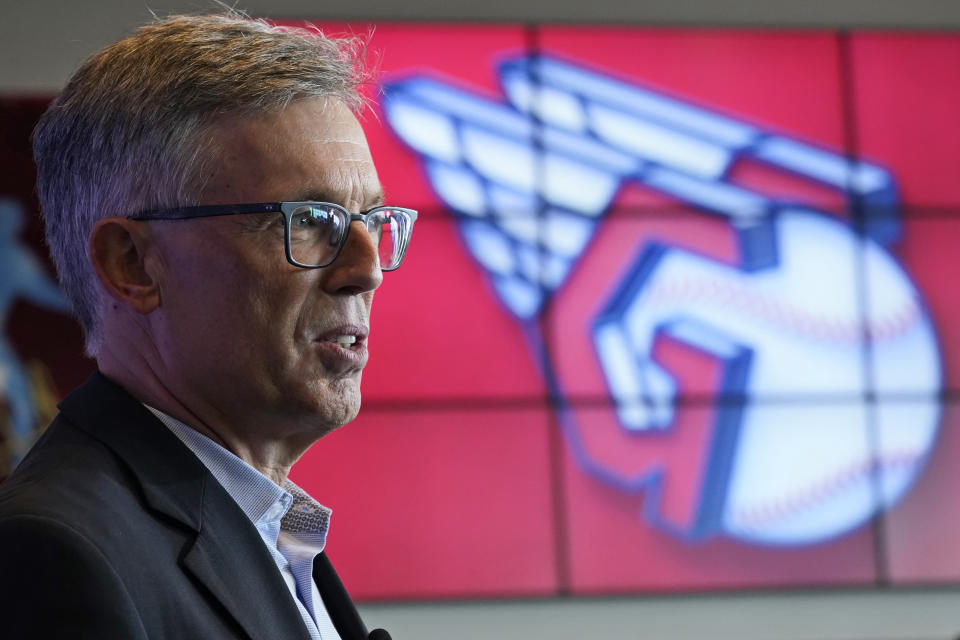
left=294, top=213, right=313, bottom=227
left=293, top=209, right=332, bottom=228
left=240, top=213, right=283, bottom=233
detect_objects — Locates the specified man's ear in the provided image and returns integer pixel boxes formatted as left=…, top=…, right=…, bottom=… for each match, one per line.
left=89, top=218, right=161, bottom=314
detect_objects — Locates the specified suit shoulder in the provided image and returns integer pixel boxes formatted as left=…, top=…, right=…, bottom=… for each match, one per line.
left=0, top=415, right=138, bottom=533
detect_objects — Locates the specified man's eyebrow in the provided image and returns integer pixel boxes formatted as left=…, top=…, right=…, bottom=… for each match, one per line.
left=291, top=189, right=386, bottom=211
left=367, top=189, right=385, bottom=209
left=292, top=190, right=339, bottom=204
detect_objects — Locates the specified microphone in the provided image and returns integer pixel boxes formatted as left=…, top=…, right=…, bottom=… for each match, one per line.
left=368, top=629, right=392, bottom=640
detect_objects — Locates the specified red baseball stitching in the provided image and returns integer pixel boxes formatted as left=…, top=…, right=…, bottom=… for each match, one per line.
left=644, top=279, right=921, bottom=343
left=729, top=449, right=922, bottom=531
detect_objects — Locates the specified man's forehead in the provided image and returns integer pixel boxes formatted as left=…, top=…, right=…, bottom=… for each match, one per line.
left=205, top=99, right=366, bottom=155
left=199, top=98, right=382, bottom=208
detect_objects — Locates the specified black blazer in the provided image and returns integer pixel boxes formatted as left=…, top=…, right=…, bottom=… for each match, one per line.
left=0, top=373, right=370, bottom=639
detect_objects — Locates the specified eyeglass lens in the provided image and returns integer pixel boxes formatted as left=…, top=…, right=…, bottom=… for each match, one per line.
left=288, top=205, right=411, bottom=269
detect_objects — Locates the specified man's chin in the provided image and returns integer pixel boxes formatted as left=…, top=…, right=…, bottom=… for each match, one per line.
left=312, top=381, right=363, bottom=429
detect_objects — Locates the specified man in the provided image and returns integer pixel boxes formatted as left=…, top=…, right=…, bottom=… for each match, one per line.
left=0, top=13, right=414, bottom=640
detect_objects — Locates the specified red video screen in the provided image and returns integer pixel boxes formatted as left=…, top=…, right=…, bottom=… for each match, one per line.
left=3, top=25, right=959, bottom=600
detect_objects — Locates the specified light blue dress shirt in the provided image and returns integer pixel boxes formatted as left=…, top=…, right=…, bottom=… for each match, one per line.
left=145, top=406, right=342, bottom=640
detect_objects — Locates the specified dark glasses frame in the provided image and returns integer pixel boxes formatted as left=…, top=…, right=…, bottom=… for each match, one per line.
left=131, top=201, right=418, bottom=270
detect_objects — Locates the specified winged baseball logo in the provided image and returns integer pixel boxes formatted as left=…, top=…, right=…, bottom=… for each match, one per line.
left=381, top=54, right=942, bottom=546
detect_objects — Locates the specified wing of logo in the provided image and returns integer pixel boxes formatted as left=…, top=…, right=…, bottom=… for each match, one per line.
left=383, top=56, right=942, bottom=546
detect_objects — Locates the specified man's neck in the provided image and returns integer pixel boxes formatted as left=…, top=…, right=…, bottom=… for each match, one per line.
left=96, top=349, right=305, bottom=487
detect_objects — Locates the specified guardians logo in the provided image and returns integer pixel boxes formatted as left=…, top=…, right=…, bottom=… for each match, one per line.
left=381, top=54, right=941, bottom=547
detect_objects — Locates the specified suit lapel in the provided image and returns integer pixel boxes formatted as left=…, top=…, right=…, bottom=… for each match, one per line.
left=314, top=552, right=368, bottom=640
left=182, top=494, right=312, bottom=640
left=58, top=372, right=311, bottom=640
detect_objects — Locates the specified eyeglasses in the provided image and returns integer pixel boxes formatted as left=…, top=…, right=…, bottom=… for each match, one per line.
left=131, top=201, right=418, bottom=271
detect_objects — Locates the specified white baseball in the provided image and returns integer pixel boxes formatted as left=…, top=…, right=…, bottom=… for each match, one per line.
left=615, top=210, right=941, bottom=544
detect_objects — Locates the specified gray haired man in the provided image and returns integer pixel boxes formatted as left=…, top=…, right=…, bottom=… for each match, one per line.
left=0, top=13, right=413, bottom=640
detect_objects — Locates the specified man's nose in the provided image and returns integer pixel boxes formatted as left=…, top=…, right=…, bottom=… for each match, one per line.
left=321, top=220, right=384, bottom=295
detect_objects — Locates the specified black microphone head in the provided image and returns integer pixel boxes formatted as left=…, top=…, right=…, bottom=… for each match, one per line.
left=368, top=629, right=392, bottom=640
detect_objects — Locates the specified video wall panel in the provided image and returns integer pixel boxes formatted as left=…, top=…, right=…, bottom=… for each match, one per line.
left=883, top=399, right=960, bottom=584
left=359, top=212, right=548, bottom=403
left=2, top=25, right=959, bottom=600
left=851, top=33, right=960, bottom=208
left=290, top=405, right=559, bottom=599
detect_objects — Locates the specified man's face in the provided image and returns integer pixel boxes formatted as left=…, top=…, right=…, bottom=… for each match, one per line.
left=148, top=98, right=384, bottom=439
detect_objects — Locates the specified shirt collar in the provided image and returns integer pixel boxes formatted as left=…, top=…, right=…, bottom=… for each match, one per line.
left=144, top=405, right=332, bottom=540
